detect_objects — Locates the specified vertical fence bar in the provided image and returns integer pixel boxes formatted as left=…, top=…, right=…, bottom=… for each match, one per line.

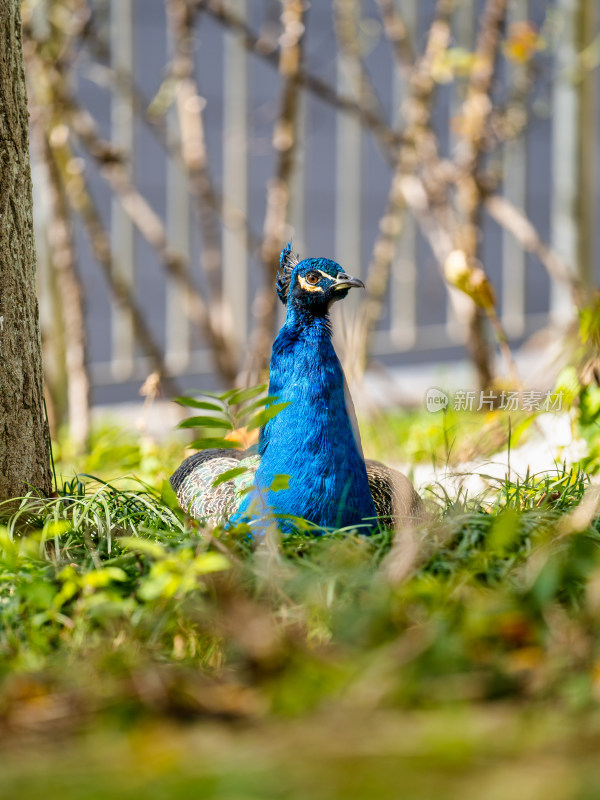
left=576, top=0, right=596, bottom=290
left=110, top=0, right=136, bottom=379
left=390, top=0, right=418, bottom=349
left=165, top=21, right=191, bottom=374
left=501, top=0, right=527, bottom=338
left=335, top=1, right=362, bottom=306
left=289, top=89, right=307, bottom=253
left=445, top=0, right=475, bottom=344
left=222, top=0, right=248, bottom=354
left=550, top=0, right=579, bottom=322
left=332, top=0, right=363, bottom=366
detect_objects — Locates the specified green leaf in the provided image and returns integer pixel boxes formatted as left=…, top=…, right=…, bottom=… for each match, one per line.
left=487, top=508, right=521, bottom=552
left=174, top=396, right=224, bottom=411
left=23, top=579, right=57, bottom=610
left=247, top=401, right=291, bottom=430
left=83, top=567, right=128, bottom=588
left=42, top=519, right=72, bottom=538
left=239, top=394, right=280, bottom=417
left=211, top=466, right=250, bottom=488
left=192, top=552, right=230, bottom=574
left=181, top=389, right=225, bottom=399
left=224, top=384, right=269, bottom=406
left=119, top=537, right=166, bottom=559
left=160, top=479, right=180, bottom=510
left=189, top=437, right=241, bottom=451
left=270, top=474, right=290, bottom=492
left=177, top=415, right=233, bottom=430
left=531, top=556, right=560, bottom=607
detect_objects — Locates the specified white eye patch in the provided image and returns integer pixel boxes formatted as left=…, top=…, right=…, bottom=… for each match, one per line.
left=298, top=275, right=324, bottom=292
left=297, top=269, right=337, bottom=292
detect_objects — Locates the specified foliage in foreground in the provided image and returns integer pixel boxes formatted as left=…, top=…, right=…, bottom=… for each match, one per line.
left=1, top=401, right=600, bottom=797
left=0, top=468, right=599, bottom=699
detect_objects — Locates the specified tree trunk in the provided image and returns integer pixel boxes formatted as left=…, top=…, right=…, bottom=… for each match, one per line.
left=0, top=1, right=52, bottom=500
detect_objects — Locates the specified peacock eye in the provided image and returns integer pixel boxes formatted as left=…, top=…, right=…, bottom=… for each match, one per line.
left=305, top=272, right=320, bottom=285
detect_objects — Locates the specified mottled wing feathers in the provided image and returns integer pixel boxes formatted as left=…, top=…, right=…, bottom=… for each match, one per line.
left=170, top=451, right=423, bottom=531
left=365, top=459, right=425, bottom=528
left=170, top=449, right=259, bottom=524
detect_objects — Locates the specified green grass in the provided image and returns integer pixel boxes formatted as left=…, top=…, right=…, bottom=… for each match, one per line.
left=0, top=406, right=599, bottom=798
left=360, top=405, right=536, bottom=467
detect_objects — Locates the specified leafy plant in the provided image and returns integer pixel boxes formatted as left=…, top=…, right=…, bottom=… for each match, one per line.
left=175, top=385, right=290, bottom=451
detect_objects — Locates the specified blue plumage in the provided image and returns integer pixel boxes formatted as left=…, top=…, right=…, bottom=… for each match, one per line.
left=232, top=248, right=377, bottom=535
left=172, top=244, right=423, bottom=535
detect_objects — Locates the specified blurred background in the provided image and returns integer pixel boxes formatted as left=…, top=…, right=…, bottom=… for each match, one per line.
left=6, top=5, right=600, bottom=791
left=22, top=0, right=600, bottom=449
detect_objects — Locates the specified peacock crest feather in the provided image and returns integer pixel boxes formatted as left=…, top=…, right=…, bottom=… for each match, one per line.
left=276, top=241, right=300, bottom=305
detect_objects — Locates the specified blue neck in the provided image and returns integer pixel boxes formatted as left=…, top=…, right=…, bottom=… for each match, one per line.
left=236, top=303, right=377, bottom=535
left=284, top=296, right=331, bottom=329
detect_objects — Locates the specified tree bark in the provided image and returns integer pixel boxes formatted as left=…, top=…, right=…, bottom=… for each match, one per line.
left=0, top=1, right=52, bottom=500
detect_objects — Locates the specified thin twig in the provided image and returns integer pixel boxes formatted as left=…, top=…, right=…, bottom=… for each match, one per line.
left=75, top=47, right=264, bottom=254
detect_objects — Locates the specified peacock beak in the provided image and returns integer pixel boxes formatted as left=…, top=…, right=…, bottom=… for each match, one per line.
left=332, top=272, right=365, bottom=290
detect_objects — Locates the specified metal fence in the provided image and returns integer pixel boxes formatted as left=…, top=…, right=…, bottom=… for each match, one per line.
left=33, top=0, right=599, bottom=402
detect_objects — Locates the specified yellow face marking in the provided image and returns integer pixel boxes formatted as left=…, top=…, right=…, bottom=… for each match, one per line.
left=298, top=275, right=324, bottom=292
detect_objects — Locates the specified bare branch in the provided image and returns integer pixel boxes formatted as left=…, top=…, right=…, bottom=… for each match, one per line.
left=354, top=164, right=406, bottom=378
left=375, top=0, right=415, bottom=69
left=63, top=92, right=240, bottom=384
left=61, top=143, right=180, bottom=397
left=243, top=0, right=307, bottom=380
left=449, top=0, right=510, bottom=389
left=76, top=25, right=264, bottom=256
left=195, top=0, right=402, bottom=159
left=334, top=0, right=387, bottom=122
left=485, top=194, right=583, bottom=305
left=354, top=0, right=455, bottom=374
left=165, top=0, right=240, bottom=382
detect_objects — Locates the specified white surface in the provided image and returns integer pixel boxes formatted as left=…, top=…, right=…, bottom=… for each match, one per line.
left=400, top=412, right=589, bottom=501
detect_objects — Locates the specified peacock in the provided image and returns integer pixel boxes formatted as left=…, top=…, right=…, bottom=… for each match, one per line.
left=171, top=244, right=423, bottom=536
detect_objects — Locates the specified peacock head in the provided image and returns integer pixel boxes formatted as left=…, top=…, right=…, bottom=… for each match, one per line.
left=276, top=243, right=364, bottom=314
